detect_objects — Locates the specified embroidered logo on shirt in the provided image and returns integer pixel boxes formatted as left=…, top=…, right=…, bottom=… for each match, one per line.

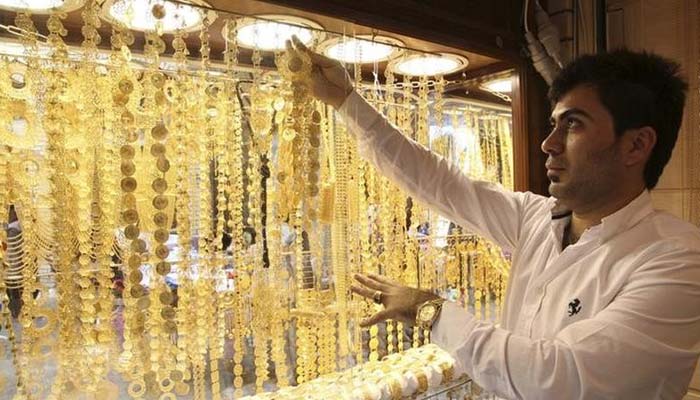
left=568, top=298, right=582, bottom=316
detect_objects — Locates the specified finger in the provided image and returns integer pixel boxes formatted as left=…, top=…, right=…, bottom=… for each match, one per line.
left=361, top=309, right=392, bottom=327
left=349, top=284, right=377, bottom=301
left=353, top=274, right=386, bottom=291
left=366, top=273, right=397, bottom=287
left=285, top=39, right=300, bottom=57
left=291, top=35, right=337, bottom=67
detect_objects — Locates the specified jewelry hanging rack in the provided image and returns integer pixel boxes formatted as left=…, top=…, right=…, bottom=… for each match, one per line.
left=0, top=22, right=48, bottom=42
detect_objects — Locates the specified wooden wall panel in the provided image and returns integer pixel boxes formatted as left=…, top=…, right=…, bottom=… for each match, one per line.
left=685, top=391, right=700, bottom=400
left=607, top=0, right=699, bottom=223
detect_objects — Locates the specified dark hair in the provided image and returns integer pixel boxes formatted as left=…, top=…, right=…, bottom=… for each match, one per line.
left=548, top=49, right=688, bottom=189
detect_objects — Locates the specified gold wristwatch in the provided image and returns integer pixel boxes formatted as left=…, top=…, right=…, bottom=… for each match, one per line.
left=416, top=298, right=445, bottom=330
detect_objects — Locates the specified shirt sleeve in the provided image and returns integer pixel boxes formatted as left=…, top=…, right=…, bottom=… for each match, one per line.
left=337, top=91, right=546, bottom=250
left=431, top=250, right=700, bottom=399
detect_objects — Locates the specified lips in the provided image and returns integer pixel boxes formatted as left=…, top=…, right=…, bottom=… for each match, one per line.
left=545, top=160, right=565, bottom=171
left=546, top=162, right=565, bottom=183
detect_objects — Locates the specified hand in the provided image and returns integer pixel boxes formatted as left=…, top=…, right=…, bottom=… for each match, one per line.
left=285, top=35, right=354, bottom=109
left=351, top=273, right=441, bottom=327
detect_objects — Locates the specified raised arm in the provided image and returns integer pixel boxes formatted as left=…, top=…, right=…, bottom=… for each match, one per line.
left=286, top=37, right=546, bottom=250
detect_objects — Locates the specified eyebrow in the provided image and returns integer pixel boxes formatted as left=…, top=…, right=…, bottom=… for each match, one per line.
left=549, top=108, right=594, bottom=124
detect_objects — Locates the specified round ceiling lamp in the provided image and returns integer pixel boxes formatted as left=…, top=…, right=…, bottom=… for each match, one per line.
left=482, top=78, right=512, bottom=93
left=225, top=14, right=324, bottom=51
left=101, top=0, right=214, bottom=33
left=388, top=53, right=468, bottom=77
left=0, top=0, right=84, bottom=13
left=319, top=35, right=404, bottom=64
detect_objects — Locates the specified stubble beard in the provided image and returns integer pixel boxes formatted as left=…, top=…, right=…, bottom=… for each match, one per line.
left=549, top=144, right=621, bottom=211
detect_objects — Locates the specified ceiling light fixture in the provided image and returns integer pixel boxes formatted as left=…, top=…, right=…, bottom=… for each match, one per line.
left=101, top=0, right=214, bottom=33
left=319, top=35, right=403, bottom=64
left=388, top=53, right=468, bottom=77
left=226, top=14, right=324, bottom=51
left=0, top=0, right=84, bottom=13
left=483, top=78, right=512, bottom=93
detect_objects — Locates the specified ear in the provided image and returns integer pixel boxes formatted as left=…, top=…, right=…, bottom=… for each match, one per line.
left=622, top=126, right=656, bottom=167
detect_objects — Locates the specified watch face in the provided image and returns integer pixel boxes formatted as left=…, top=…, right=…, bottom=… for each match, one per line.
left=419, top=305, right=436, bottom=322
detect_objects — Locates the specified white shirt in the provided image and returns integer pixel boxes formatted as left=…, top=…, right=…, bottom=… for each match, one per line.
left=339, top=91, right=700, bottom=400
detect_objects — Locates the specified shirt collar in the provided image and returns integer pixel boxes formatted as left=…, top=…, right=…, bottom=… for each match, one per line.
left=549, top=190, right=654, bottom=244
left=549, top=197, right=572, bottom=220
left=548, top=198, right=571, bottom=249
left=599, top=190, right=654, bottom=242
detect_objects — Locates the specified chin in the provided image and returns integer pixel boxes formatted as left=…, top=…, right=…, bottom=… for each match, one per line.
left=548, top=182, right=579, bottom=209
left=548, top=182, right=563, bottom=198
left=549, top=183, right=574, bottom=203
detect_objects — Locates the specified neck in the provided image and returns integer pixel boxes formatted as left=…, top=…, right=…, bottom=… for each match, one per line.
left=569, top=185, right=646, bottom=240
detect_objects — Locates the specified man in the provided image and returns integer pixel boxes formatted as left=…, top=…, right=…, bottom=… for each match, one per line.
left=286, top=37, right=700, bottom=399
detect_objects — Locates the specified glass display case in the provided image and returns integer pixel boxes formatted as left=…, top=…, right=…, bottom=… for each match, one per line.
left=0, top=1, right=517, bottom=398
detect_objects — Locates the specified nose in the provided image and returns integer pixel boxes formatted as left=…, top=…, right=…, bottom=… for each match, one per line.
left=541, top=127, right=564, bottom=155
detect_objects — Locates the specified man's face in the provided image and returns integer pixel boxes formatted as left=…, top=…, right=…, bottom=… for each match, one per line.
left=542, top=85, right=624, bottom=210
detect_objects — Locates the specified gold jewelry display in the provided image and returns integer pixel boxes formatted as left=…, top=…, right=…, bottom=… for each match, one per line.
left=0, top=8, right=513, bottom=400
left=384, top=69, right=404, bottom=354
left=145, top=23, right=179, bottom=399
left=237, top=344, right=464, bottom=400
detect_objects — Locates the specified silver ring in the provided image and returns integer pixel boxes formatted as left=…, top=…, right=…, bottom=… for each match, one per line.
left=373, top=290, right=383, bottom=304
